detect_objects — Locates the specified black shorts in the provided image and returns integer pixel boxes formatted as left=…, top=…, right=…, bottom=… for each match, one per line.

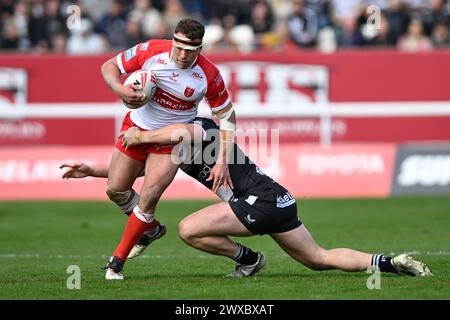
left=229, top=182, right=302, bottom=235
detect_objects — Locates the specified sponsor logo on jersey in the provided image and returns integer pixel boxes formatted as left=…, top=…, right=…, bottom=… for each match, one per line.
left=184, top=86, right=195, bottom=97
left=276, top=192, right=295, bottom=208
left=169, top=72, right=180, bottom=82
left=152, top=88, right=196, bottom=110
left=191, top=72, right=203, bottom=80
left=217, top=87, right=227, bottom=97
left=125, top=45, right=138, bottom=61
left=244, top=214, right=256, bottom=224
left=245, top=195, right=258, bottom=205
left=157, top=58, right=167, bottom=65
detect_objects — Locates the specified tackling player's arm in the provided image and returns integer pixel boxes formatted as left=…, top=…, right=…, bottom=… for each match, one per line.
left=101, top=57, right=147, bottom=107
left=120, top=123, right=204, bottom=149
left=208, top=102, right=236, bottom=193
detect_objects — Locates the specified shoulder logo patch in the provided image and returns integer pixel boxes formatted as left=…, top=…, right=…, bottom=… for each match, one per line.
left=125, top=45, right=138, bottom=61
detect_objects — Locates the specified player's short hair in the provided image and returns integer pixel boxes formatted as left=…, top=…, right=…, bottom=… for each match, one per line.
left=174, top=18, right=205, bottom=41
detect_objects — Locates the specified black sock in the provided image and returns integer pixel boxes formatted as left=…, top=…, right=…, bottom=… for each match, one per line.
left=233, top=244, right=258, bottom=265
left=371, top=254, right=399, bottom=275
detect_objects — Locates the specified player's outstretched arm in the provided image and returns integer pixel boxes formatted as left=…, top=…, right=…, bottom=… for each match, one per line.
left=59, top=163, right=109, bottom=179
left=60, top=163, right=145, bottom=179
left=120, top=123, right=203, bottom=149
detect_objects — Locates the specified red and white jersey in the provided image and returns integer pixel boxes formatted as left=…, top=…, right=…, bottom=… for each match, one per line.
left=116, top=40, right=231, bottom=129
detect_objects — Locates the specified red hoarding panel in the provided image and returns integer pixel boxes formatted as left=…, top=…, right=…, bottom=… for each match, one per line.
left=333, top=117, right=450, bottom=143
left=274, top=144, right=396, bottom=197
left=0, top=51, right=449, bottom=103
left=0, top=116, right=447, bottom=146
left=237, top=117, right=450, bottom=143
left=0, top=146, right=113, bottom=200
left=0, top=144, right=395, bottom=200
left=0, top=118, right=116, bottom=145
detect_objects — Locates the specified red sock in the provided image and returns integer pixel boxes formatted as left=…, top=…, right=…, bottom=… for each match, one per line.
left=113, top=213, right=159, bottom=262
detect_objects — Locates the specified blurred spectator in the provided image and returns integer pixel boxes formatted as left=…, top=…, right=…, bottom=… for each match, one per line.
left=202, top=22, right=225, bottom=51
left=202, top=0, right=252, bottom=26
left=287, top=0, right=318, bottom=47
left=386, top=0, right=411, bottom=44
left=0, top=0, right=15, bottom=19
left=229, top=24, right=256, bottom=52
left=431, top=20, right=450, bottom=47
left=250, top=0, right=274, bottom=34
left=128, top=0, right=166, bottom=39
left=316, top=26, right=337, bottom=52
left=162, top=0, right=187, bottom=37
left=335, top=16, right=365, bottom=47
left=96, top=0, right=127, bottom=50
left=421, top=0, right=450, bottom=35
left=124, top=15, right=146, bottom=47
left=398, top=18, right=433, bottom=51
left=77, top=0, right=113, bottom=23
left=67, top=18, right=108, bottom=54
left=0, top=0, right=449, bottom=53
left=181, top=0, right=204, bottom=21
left=28, top=0, right=68, bottom=51
left=362, top=11, right=397, bottom=46
left=0, top=19, right=20, bottom=49
left=12, top=1, right=30, bottom=41
left=268, top=0, right=291, bottom=21
left=50, top=30, right=67, bottom=53
left=331, top=0, right=363, bottom=20
left=250, top=0, right=276, bottom=49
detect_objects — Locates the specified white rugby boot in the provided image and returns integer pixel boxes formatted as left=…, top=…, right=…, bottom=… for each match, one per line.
left=127, top=224, right=167, bottom=259
left=103, top=256, right=124, bottom=280
left=392, top=254, right=433, bottom=276
left=227, top=252, right=267, bottom=278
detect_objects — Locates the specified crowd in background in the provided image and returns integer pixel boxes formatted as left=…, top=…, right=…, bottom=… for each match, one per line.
left=0, top=0, right=449, bottom=54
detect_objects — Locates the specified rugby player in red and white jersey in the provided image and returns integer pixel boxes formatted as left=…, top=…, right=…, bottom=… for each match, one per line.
left=100, top=18, right=236, bottom=280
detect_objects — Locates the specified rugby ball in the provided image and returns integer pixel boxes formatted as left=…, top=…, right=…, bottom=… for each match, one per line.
left=123, top=70, right=157, bottom=109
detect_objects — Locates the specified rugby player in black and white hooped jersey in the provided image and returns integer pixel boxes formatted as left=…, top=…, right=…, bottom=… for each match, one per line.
left=60, top=118, right=432, bottom=279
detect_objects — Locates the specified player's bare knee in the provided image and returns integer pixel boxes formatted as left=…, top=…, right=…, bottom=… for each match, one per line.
left=178, top=218, right=196, bottom=245
left=105, top=187, right=139, bottom=215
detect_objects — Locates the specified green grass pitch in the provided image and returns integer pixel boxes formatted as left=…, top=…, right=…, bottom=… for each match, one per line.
left=0, top=197, right=449, bottom=300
